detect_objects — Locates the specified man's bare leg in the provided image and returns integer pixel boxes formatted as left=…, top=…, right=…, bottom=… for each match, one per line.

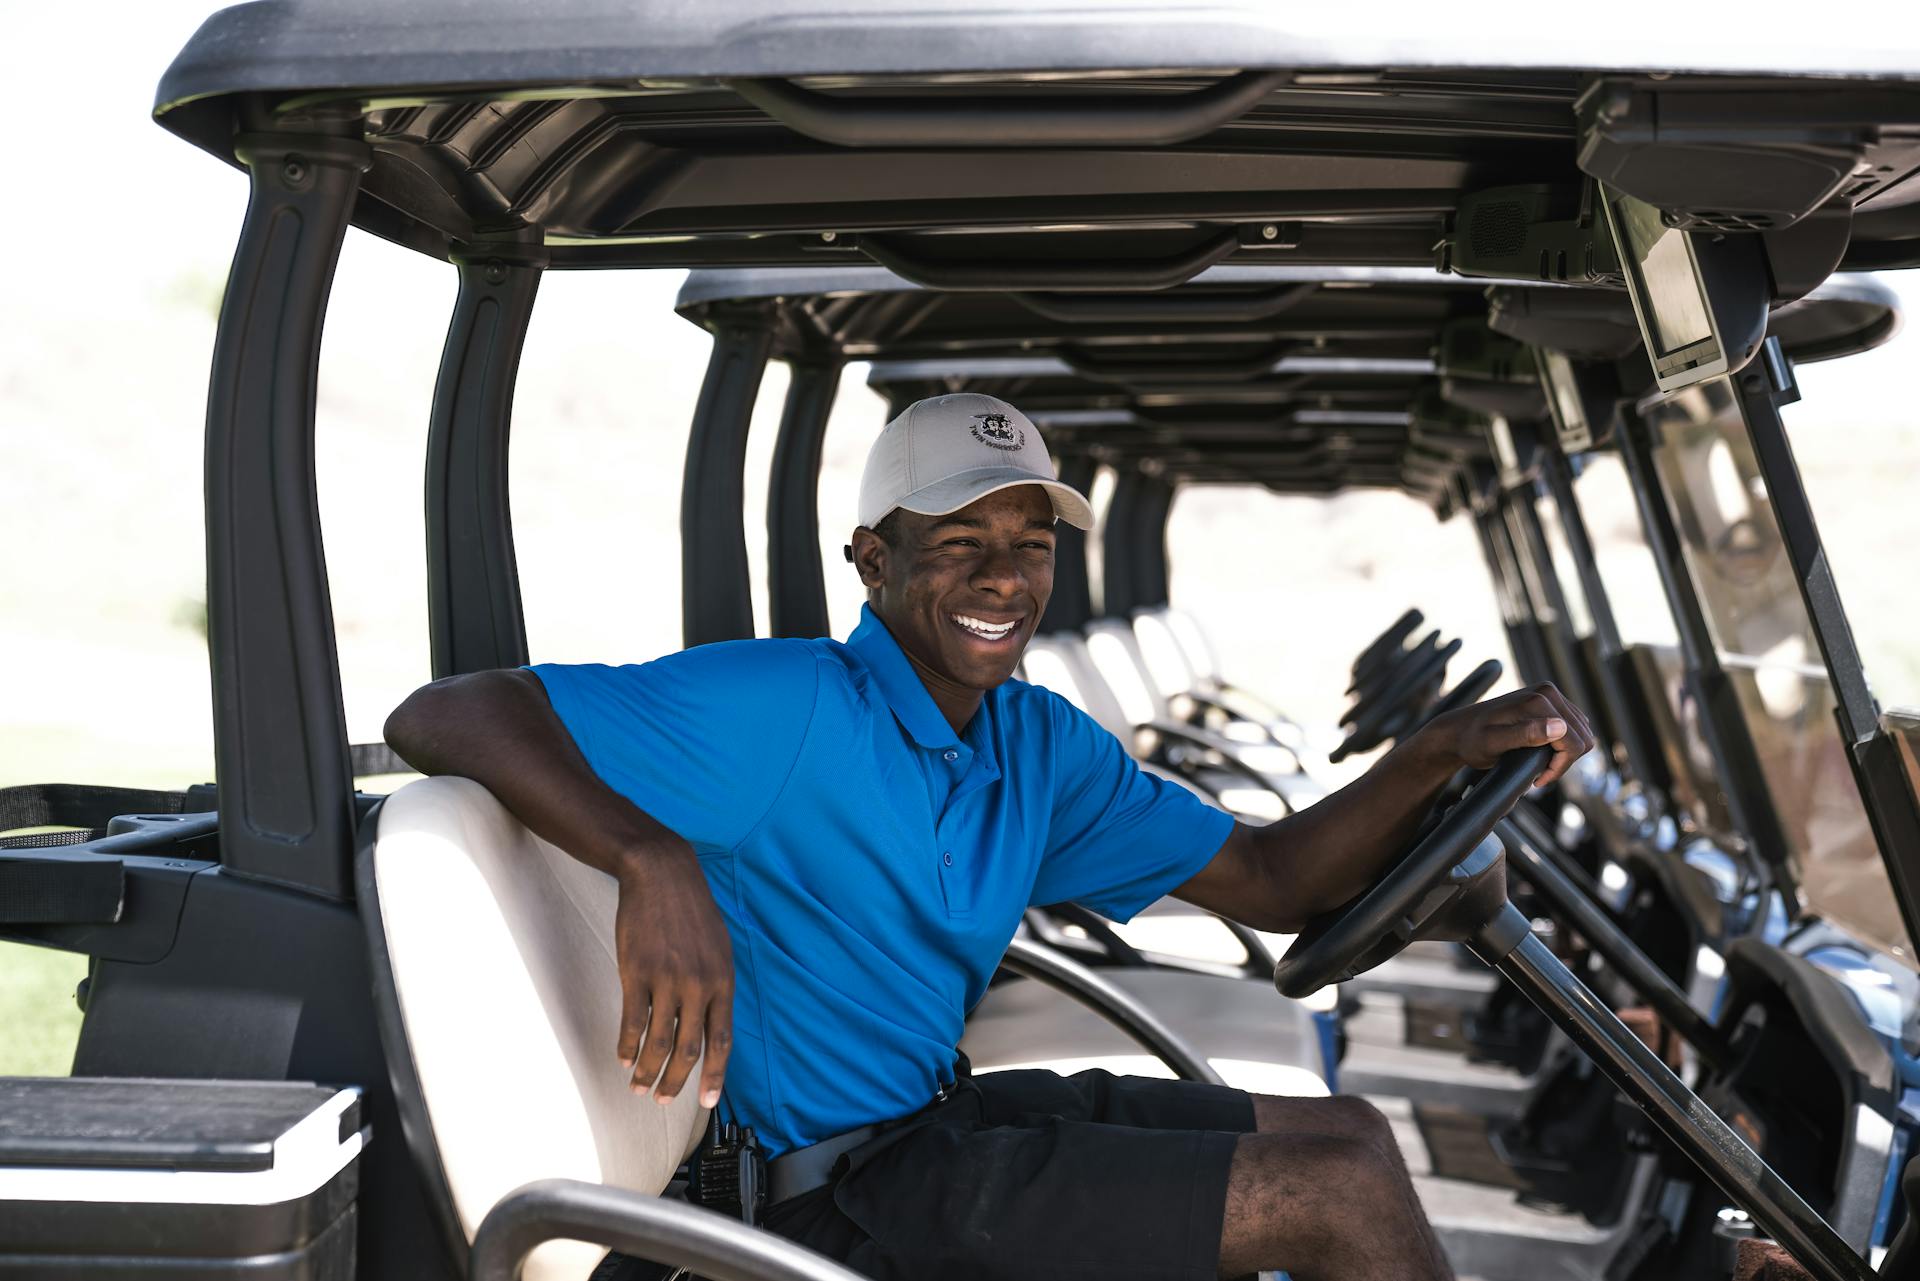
left=1217, top=1095, right=1452, bottom=1280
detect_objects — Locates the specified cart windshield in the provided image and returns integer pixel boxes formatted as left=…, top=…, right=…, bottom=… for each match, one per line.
left=1643, top=378, right=1912, bottom=965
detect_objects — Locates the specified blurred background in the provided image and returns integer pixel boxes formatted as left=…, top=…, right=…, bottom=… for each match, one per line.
left=4, top=1, right=1918, bottom=1073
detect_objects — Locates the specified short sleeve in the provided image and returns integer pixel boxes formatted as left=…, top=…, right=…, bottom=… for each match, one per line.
left=1030, top=698, right=1236, bottom=922
left=528, top=640, right=820, bottom=854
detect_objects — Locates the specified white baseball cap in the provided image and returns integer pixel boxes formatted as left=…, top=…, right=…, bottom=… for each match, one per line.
left=857, top=393, right=1095, bottom=531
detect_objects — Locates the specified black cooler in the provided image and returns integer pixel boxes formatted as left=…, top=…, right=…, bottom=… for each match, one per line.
left=0, top=1078, right=364, bottom=1279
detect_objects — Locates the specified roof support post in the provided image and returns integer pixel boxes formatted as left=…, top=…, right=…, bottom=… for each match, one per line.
left=1732, top=346, right=1920, bottom=948
left=1616, top=407, right=1795, bottom=881
left=1466, top=475, right=1554, bottom=687
left=1041, top=456, right=1097, bottom=633
left=682, top=306, right=775, bottom=648
left=766, top=358, right=843, bottom=639
left=1539, top=444, right=1668, bottom=801
left=1133, top=477, right=1175, bottom=611
left=1502, top=484, right=1606, bottom=747
left=204, top=132, right=370, bottom=899
left=426, top=245, right=544, bottom=677
left=1100, top=470, right=1144, bottom=616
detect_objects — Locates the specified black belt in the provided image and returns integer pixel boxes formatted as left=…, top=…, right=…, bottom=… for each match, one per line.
left=766, top=1121, right=884, bottom=1205
left=765, top=1078, right=965, bottom=1206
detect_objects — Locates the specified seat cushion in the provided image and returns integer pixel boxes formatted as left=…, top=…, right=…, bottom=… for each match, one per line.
left=961, top=968, right=1329, bottom=1098
left=370, top=777, right=707, bottom=1281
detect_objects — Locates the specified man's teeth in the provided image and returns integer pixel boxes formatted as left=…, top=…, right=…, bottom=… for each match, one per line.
left=952, top=613, right=1017, bottom=639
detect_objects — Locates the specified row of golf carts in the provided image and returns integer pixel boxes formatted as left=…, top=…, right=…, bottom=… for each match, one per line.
left=4, top=5, right=1920, bottom=1279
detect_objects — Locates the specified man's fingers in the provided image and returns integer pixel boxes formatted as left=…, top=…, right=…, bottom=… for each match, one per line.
left=616, top=982, right=645, bottom=1069
left=1538, top=685, right=1592, bottom=745
left=1532, top=684, right=1596, bottom=782
left=1536, top=740, right=1578, bottom=788
left=1546, top=685, right=1599, bottom=752
left=1519, top=717, right=1567, bottom=746
left=1478, top=718, right=1556, bottom=758
left=630, top=993, right=676, bottom=1096
left=653, top=996, right=704, bottom=1105
left=699, top=993, right=733, bottom=1110
left=1470, top=683, right=1593, bottom=787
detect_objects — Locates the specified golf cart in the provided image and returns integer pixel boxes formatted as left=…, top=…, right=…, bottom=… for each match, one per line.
left=670, top=262, right=1918, bottom=1276
left=4, top=5, right=1920, bottom=1278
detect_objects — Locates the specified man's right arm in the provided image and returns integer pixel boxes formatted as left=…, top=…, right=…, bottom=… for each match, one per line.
left=384, top=668, right=733, bottom=1110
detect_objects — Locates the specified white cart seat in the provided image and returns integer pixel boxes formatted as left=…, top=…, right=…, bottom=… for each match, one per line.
left=363, top=776, right=707, bottom=1281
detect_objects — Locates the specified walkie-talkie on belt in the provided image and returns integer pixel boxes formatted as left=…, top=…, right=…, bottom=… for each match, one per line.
left=685, top=1115, right=766, bottom=1225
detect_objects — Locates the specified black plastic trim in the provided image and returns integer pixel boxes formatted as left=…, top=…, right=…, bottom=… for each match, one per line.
left=767, top=359, right=843, bottom=640
left=1722, top=939, right=1896, bottom=1110
left=683, top=309, right=775, bottom=647
left=1010, top=282, right=1319, bottom=325
left=204, top=132, right=367, bottom=901
left=860, top=230, right=1239, bottom=293
left=726, top=71, right=1288, bottom=148
left=426, top=255, right=542, bottom=678
left=1041, top=456, right=1097, bottom=634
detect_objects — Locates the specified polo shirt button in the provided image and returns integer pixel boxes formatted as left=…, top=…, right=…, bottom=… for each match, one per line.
left=943, top=852, right=954, bottom=866
left=943, top=749, right=958, bottom=762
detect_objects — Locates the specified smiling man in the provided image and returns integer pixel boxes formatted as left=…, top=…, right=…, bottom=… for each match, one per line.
left=385, top=393, right=1593, bottom=1281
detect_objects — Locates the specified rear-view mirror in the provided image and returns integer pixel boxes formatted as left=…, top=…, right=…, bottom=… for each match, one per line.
left=1599, top=185, right=1769, bottom=393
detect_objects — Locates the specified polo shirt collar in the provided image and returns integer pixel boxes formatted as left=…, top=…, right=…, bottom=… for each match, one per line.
left=847, top=605, right=969, bottom=751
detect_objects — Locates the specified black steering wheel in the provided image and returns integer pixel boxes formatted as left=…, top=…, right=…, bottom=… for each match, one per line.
left=1347, top=608, right=1423, bottom=692
left=1380, top=658, right=1504, bottom=745
left=1274, top=745, right=1551, bottom=998
left=1330, top=635, right=1463, bottom=762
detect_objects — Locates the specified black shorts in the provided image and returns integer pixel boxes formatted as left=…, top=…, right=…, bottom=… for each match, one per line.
left=761, top=1068, right=1255, bottom=1281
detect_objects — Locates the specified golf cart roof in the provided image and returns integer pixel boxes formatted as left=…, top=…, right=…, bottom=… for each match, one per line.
left=675, top=264, right=1901, bottom=364
left=156, top=4, right=1920, bottom=277
left=671, top=265, right=1900, bottom=499
left=154, top=0, right=1920, bottom=106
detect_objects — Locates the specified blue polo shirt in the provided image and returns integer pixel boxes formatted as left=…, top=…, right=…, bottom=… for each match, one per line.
left=529, top=605, right=1235, bottom=1156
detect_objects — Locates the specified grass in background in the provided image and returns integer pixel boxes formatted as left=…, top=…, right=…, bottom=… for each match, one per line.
left=0, top=731, right=212, bottom=1077
left=0, top=943, right=84, bottom=1075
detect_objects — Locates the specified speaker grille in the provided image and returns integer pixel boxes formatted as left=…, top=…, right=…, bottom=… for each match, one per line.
left=1470, top=201, right=1529, bottom=257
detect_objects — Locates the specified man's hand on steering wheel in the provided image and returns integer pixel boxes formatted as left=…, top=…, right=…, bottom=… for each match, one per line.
left=1421, top=682, right=1597, bottom=789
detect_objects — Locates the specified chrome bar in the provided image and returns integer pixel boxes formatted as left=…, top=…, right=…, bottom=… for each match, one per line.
left=1477, top=922, right=1873, bottom=1281
left=1001, top=936, right=1225, bottom=1086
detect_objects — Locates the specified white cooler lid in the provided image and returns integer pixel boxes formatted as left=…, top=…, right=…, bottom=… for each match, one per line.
left=0, top=1078, right=364, bottom=1206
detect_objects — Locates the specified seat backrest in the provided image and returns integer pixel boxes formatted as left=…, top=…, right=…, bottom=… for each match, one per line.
left=1160, top=608, right=1221, bottom=685
left=362, top=776, right=707, bottom=1281
left=1082, top=618, right=1166, bottom=726
left=1131, top=609, right=1200, bottom=701
left=1021, top=633, right=1136, bottom=740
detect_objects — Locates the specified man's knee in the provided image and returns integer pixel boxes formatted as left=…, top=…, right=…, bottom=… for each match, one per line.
left=1222, top=1130, right=1405, bottom=1265
left=1253, top=1092, right=1397, bottom=1150
left=1323, top=1094, right=1396, bottom=1148
left=1230, top=1129, right=1401, bottom=1220
left=1223, top=1130, right=1450, bottom=1279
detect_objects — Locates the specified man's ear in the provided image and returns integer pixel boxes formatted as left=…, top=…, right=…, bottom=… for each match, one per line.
left=849, top=527, right=888, bottom=590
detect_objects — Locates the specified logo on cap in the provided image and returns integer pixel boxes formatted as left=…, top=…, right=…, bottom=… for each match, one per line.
left=969, top=412, right=1026, bottom=451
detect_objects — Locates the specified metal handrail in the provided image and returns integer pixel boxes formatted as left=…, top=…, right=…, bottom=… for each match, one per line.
left=1477, top=920, right=1875, bottom=1281
left=470, top=1179, right=867, bottom=1281
left=1000, top=937, right=1226, bottom=1086
left=1494, top=817, right=1734, bottom=1069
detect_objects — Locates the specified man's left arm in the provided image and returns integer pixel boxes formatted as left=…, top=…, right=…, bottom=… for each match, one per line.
left=1174, top=683, right=1596, bottom=932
